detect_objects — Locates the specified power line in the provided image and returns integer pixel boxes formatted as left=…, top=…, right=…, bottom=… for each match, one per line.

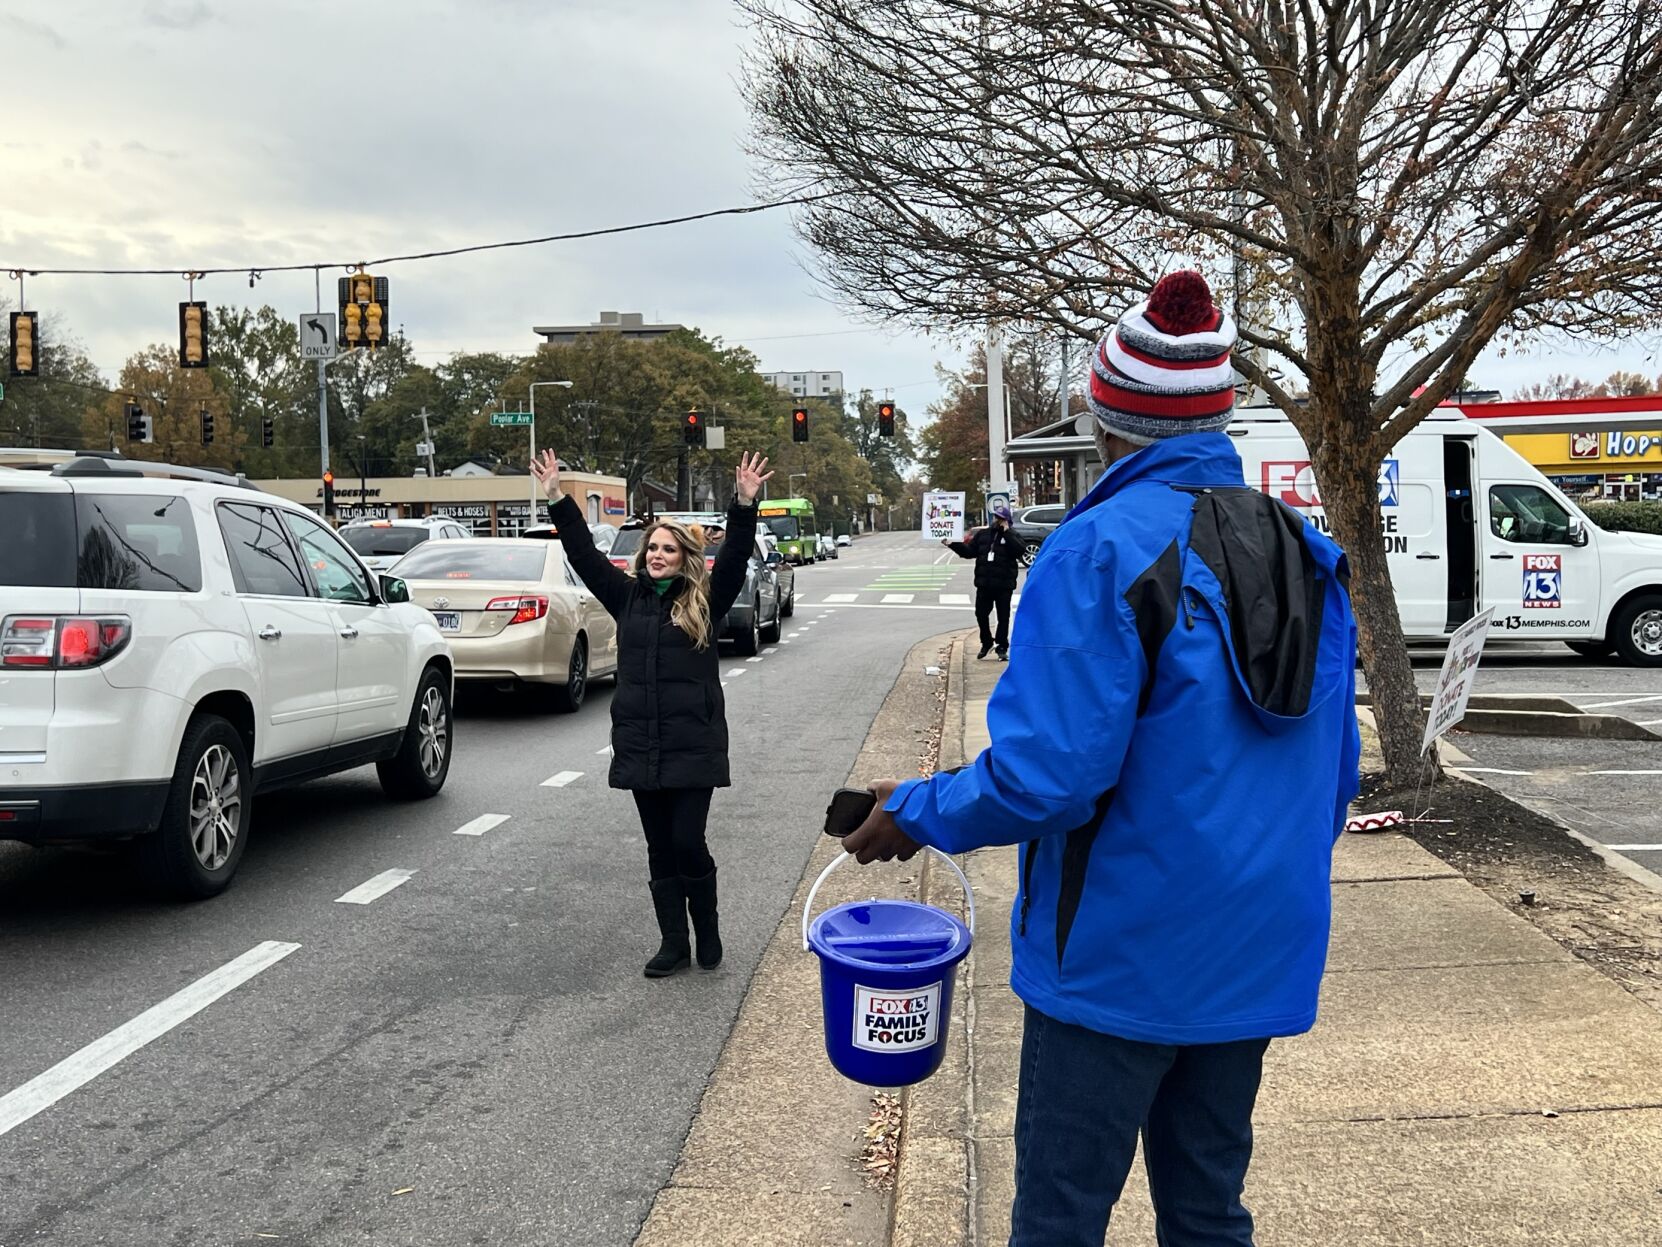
left=1, top=193, right=835, bottom=279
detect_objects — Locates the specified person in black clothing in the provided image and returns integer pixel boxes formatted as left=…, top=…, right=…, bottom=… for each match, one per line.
left=944, top=503, right=1027, bottom=660
left=532, top=447, right=774, bottom=978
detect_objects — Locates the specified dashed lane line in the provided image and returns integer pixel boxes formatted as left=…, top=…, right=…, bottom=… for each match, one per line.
left=0, top=941, right=302, bottom=1139
left=882, top=594, right=916, bottom=604
left=454, top=813, right=511, bottom=837
left=540, top=770, right=584, bottom=788
left=336, top=870, right=417, bottom=905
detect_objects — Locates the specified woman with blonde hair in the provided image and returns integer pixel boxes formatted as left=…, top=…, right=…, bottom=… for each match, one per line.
left=533, top=448, right=773, bottom=977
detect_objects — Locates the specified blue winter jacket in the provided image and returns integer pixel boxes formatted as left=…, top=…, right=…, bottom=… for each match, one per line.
left=888, top=433, right=1361, bottom=1045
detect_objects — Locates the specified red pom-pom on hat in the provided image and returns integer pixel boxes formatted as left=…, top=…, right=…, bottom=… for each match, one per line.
left=1144, top=270, right=1221, bottom=336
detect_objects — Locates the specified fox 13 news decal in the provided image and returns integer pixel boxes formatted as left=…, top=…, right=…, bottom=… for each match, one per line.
left=1522, top=554, right=1562, bottom=609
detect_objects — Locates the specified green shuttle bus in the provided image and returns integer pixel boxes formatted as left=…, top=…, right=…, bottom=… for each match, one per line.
left=758, top=498, right=819, bottom=564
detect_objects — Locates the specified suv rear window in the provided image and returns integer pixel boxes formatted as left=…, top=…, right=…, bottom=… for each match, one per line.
left=0, top=490, right=202, bottom=592
left=391, top=544, right=549, bottom=581
left=341, top=526, right=431, bottom=556
left=0, top=491, right=75, bottom=586
left=611, top=529, right=644, bottom=560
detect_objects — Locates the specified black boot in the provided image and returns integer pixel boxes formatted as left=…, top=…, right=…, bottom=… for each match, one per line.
left=645, top=878, right=691, bottom=978
left=682, top=868, right=723, bottom=969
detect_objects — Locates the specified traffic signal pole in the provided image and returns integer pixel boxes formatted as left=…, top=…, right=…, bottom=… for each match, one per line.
left=318, top=358, right=332, bottom=523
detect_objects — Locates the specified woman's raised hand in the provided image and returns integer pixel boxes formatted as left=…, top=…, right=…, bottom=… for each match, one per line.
left=735, top=452, right=774, bottom=506
left=532, top=449, right=563, bottom=497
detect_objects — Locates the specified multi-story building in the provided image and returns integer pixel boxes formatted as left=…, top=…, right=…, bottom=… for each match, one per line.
left=761, top=370, right=844, bottom=399
left=533, top=311, right=685, bottom=346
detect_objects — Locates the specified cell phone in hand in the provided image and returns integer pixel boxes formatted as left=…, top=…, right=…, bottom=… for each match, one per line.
left=824, top=787, right=878, bottom=838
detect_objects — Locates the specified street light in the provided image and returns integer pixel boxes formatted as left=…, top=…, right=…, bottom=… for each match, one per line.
left=528, top=381, right=575, bottom=511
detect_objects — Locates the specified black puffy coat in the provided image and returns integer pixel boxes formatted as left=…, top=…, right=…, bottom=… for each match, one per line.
left=947, top=523, right=1027, bottom=592
left=551, top=494, right=758, bottom=790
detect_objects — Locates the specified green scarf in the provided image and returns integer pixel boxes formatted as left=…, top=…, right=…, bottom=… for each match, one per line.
left=652, top=577, right=677, bottom=597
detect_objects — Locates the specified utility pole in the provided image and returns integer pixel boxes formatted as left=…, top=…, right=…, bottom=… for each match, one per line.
left=986, top=327, right=1007, bottom=521
left=416, top=406, right=437, bottom=479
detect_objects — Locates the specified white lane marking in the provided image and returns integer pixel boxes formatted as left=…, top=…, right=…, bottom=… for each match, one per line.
left=934, top=551, right=951, bottom=565
left=454, top=813, right=510, bottom=837
left=1636, top=719, right=1662, bottom=727
left=1580, top=770, right=1662, bottom=776
left=540, top=770, right=584, bottom=788
left=726, top=668, right=747, bottom=678
left=597, top=745, right=613, bottom=756
left=1578, top=695, right=1662, bottom=709
left=941, top=593, right=972, bottom=606
left=1607, top=844, right=1662, bottom=851
left=763, top=647, right=779, bottom=655
left=1449, top=767, right=1535, bottom=776
left=0, top=940, right=301, bottom=1139
left=746, top=656, right=765, bottom=663
left=882, top=594, right=915, bottom=604
left=336, top=869, right=417, bottom=905
left=780, top=639, right=792, bottom=644
left=788, top=631, right=802, bottom=638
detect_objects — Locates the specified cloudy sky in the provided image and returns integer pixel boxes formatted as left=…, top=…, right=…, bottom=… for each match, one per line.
left=0, top=0, right=957, bottom=414
left=2, top=0, right=1655, bottom=429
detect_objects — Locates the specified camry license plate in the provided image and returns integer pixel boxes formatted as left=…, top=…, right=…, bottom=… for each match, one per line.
left=432, top=611, right=461, bottom=633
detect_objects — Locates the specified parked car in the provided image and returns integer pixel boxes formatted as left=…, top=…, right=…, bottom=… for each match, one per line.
left=0, top=456, right=453, bottom=898
left=340, top=516, right=471, bottom=573
left=836, top=533, right=852, bottom=548
left=392, top=539, right=618, bottom=712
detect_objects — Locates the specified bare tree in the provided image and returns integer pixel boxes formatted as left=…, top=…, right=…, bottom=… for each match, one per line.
left=742, top=0, right=1662, bottom=786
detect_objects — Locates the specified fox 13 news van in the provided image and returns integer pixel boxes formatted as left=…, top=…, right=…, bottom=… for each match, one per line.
left=1232, top=407, right=1662, bottom=665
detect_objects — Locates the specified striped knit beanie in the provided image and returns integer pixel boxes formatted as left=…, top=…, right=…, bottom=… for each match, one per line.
left=1086, top=271, right=1238, bottom=445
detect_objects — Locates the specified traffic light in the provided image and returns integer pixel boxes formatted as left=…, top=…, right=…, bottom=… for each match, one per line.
left=322, top=469, right=336, bottom=516
left=878, top=401, right=896, bottom=437
left=338, top=273, right=389, bottom=351
left=178, top=302, right=209, bottom=368
left=124, top=401, right=153, bottom=444
left=261, top=417, right=275, bottom=448
left=200, top=408, right=215, bottom=446
left=792, top=407, right=809, bottom=443
left=684, top=409, right=705, bottom=447
left=8, top=311, right=38, bottom=378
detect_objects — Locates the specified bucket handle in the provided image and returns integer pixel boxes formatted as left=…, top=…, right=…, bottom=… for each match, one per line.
left=801, top=846, right=975, bottom=951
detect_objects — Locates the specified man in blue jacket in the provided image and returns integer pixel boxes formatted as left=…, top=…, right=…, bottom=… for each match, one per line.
left=844, top=271, right=1361, bottom=1247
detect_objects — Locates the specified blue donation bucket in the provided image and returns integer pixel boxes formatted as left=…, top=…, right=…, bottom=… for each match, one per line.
left=802, top=849, right=975, bottom=1088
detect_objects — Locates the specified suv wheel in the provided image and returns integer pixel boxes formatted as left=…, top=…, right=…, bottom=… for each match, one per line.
left=782, top=585, right=796, bottom=618
left=378, top=667, right=452, bottom=799
left=761, top=599, right=783, bottom=644
left=546, top=636, right=588, bottom=713
left=138, top=715, right=251, bottom=900
left=732, top=605, right=762, bottom=657
left=1612, top=595, right=1662, bottom=667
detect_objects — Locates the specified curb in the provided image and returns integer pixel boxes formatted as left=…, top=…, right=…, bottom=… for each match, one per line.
left=889, top=632, right=977, bottom=1247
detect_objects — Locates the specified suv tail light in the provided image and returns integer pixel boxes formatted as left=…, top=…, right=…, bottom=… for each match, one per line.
left=2, top=615, right=132, bottom=669
left=484, top=596, right=549, bottom=625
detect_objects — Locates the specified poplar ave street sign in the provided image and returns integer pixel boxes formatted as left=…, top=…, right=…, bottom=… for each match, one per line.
left=491, top=411, right=534, bottom=426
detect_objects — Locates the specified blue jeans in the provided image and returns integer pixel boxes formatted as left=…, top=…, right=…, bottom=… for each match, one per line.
left=1009, top=1005, right=1270, bottom=1247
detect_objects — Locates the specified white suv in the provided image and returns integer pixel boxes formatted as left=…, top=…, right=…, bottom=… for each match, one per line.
left=0, top=457, right=454, bottom=899
left=339, top=516, right=471, bottom=573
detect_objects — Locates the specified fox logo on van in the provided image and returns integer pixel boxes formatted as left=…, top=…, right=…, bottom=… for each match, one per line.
left=1522, top=554, right=1562, bottom=608
left=1261, top=460, right=1400, bottom=509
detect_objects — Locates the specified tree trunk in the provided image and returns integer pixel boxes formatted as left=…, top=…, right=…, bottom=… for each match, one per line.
left=1312, top=428, right=1433, bottom=790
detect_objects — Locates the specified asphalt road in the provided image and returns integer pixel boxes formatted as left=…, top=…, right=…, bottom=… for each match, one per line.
left=0, top=532, right=987, bottom=1247
left=1381, top=643, right=1662, bottom=878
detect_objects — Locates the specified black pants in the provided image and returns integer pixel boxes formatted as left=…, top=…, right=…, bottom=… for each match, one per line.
left=975, top=585, right=1013, bottom=651
left=632, top=788, right=715, bottom=880
left=1009, top=1006, right=1270, bottom=1246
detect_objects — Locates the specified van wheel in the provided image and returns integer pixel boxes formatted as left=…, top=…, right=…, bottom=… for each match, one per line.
left=1566, top=640, right=1614, bottom=659
left=378, top=667, right=452, bottom=799
left=137, top=714, right=251, bottom=900
left=1611, top=595, right=1662, bottom=667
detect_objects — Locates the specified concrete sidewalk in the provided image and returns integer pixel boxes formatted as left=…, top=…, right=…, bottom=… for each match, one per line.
left=894, top=637, right=1662, bottom=1246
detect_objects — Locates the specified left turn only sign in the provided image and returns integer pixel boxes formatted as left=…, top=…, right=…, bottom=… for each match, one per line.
left=299, top=313, right=337, bottom=361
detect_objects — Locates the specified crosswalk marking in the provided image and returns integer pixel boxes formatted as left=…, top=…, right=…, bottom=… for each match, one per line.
left=882, top=593, right=915, bottom=604
left=825, top=593, right=858, bottom=603
left=941, top=593, right=971, bottom=605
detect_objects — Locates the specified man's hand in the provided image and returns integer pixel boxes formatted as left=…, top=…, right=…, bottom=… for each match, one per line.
left=842, top=779, right=921, bottom=864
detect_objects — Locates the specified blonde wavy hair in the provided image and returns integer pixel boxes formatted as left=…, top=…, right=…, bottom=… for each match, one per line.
left=633, top=518, right=714, bottom=650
